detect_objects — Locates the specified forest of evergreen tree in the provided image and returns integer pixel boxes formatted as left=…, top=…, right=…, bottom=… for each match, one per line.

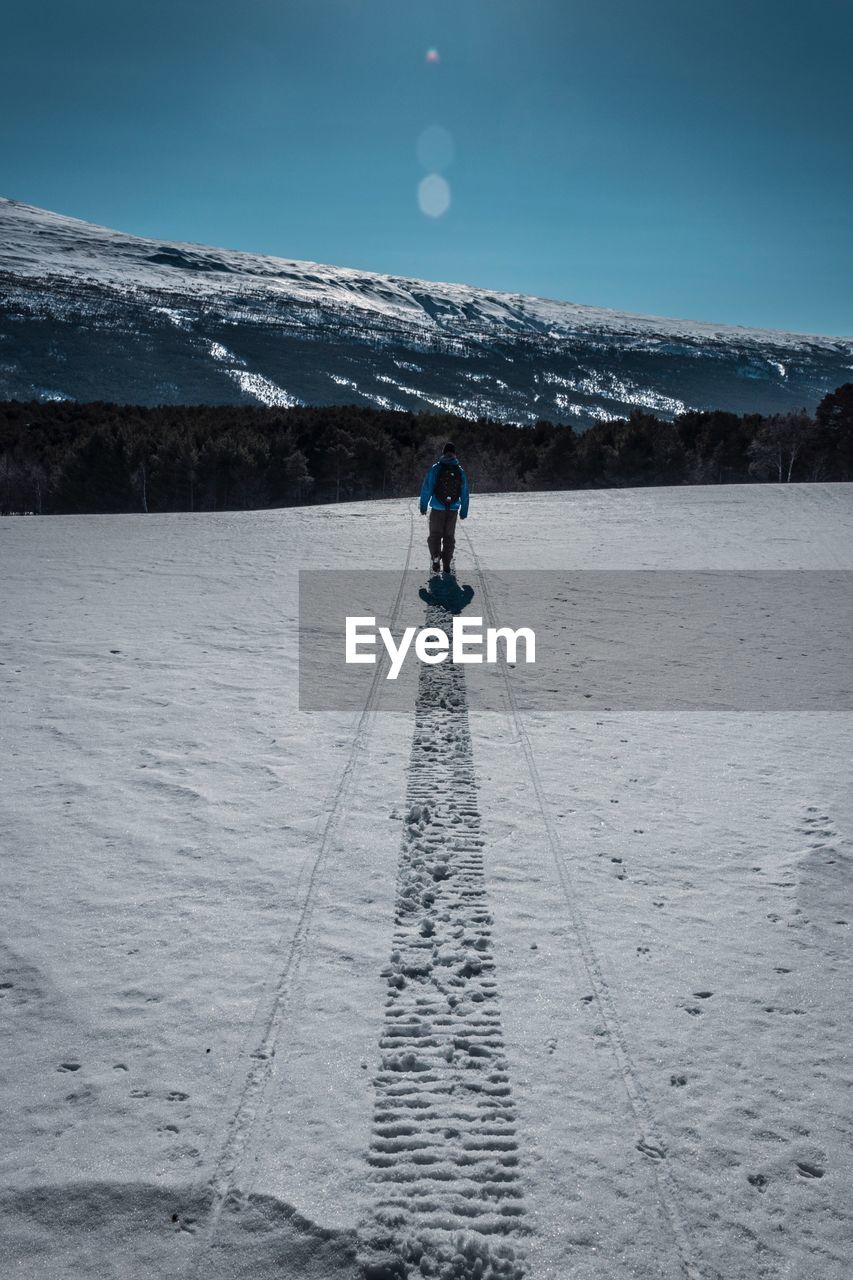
left=1, top=384, right=851, bottom=515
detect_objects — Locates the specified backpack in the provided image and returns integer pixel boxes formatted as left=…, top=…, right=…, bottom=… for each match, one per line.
left=434, top=460, right=462, bottom=506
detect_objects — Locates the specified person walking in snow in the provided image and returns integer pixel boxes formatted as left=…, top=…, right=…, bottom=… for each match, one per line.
left=419, top=442, right=470, bottom=573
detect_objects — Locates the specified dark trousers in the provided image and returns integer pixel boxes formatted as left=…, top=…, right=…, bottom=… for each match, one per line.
left=428, top=508, right=458, bottom=568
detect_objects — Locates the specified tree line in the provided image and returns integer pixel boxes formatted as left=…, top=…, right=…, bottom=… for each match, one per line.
left=0, top=384, right=851, bottom=515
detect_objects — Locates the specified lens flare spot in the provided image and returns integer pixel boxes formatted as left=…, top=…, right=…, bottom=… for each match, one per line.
left=425, top=48, right=440, bottom=64
left=418, top=174, right=451, bottom=219
left=417, top=125, right=455, bottom=172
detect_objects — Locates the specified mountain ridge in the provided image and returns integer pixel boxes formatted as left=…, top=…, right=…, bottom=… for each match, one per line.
left=2, top=197, right=851, bottom=423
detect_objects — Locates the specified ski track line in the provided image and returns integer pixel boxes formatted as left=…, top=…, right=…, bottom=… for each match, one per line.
left=358, top=590, right=529, bottom=1280
left=185, top=509, right=416, bottom=1273
left=461, top=528, right=712, bottom=1280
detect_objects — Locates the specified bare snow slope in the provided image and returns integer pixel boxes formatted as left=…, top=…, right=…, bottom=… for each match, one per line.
left=2, top=196, right=851, bottom=421
left=1, top=484, right=852, bottom=1279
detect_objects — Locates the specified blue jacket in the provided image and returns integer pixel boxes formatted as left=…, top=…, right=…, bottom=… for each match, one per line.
left=420, top=455, right=470, bottom=518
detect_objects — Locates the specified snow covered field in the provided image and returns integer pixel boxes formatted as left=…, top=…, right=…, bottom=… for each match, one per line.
left=1, top=484, right=851, bottom=1279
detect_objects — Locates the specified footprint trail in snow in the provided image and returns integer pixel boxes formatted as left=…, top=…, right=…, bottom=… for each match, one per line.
left=359, top=596, right=528, bottom=1280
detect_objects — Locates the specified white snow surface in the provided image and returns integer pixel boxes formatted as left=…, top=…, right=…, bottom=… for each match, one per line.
left=0, top=195, right=848, bottom=350
left=2, top=484, right=852, bottom=1279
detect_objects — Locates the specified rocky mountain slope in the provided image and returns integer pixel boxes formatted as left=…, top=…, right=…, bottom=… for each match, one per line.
left=1, top=197, right=850, bottom=423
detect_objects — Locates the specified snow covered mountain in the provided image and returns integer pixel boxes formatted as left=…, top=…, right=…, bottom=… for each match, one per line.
left=1, top=196, right=851, bottom=424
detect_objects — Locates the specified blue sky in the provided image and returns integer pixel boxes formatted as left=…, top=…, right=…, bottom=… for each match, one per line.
left=2, top=0, right=851, bottom=334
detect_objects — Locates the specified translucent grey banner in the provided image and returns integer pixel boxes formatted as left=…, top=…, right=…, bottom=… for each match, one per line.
left=298, top=570, right=853, bottom=712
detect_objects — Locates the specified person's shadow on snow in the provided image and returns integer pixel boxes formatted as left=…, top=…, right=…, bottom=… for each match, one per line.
left=419, top=573, right=475, bottom=616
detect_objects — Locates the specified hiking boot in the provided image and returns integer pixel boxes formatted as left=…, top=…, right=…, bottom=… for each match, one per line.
left=431, top=558, right=441, bottom=572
